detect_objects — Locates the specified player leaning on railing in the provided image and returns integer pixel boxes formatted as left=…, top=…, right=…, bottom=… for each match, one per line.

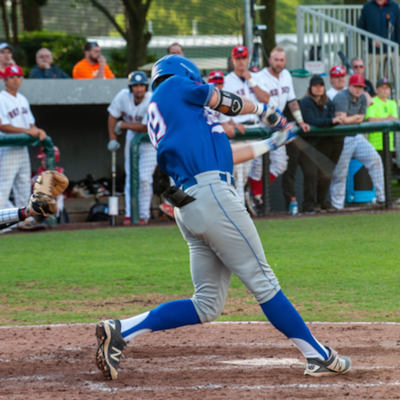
left=95, top=55, right=351, bottom=381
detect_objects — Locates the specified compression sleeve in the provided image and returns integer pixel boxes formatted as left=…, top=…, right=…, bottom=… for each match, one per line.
left=0, top=208, right=20, bottom=225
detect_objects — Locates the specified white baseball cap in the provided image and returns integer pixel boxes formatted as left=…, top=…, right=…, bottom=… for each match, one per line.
left=0, top=43, right=12, bottom=51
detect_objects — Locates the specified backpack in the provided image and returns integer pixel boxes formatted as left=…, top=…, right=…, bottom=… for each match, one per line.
left=86, top=202, right=110, bottom=222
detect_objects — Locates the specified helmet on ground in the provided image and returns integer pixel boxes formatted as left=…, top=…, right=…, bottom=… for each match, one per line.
left=37, top=146, right=60, bottom=163
left=151, top=55, right=202, bottom=90
left=128, top=71, right=149, bottom=87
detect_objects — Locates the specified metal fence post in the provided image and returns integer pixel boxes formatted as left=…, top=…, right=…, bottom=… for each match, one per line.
left=297, top=7, right=305, bottom=69
left=382, top=131, right=393, bottom=209
left=261, top=152, right=270, bottom=216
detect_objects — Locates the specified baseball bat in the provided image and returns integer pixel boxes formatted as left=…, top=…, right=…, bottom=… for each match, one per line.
left=338, top=50, right=354, bottom=75
left=292, top=136, right=336, bottom=179
left=111, top=151, right=116, bottom=227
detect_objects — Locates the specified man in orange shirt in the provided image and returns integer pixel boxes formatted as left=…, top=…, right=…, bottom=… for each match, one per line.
left=73, top=42, right=115, bottom=80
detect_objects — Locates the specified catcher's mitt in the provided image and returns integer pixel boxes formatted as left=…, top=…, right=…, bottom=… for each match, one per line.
left=28, top=171, right=69, bottom=217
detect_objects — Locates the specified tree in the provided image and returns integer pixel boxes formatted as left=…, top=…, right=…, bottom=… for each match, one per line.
left=20, top=0, right=48, bottom=31
left=88, top=0, right=152, bottom=74
left=259, top=0, right=276, bottom=60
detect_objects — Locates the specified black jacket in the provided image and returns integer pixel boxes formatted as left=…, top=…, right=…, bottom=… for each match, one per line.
left=358, top=0, right=400, bottom=53
left=29, top=64, right=70, bottom=79
left=299, top=96, right=335, bottom=127
left=300, top=95, right=343, bottom=142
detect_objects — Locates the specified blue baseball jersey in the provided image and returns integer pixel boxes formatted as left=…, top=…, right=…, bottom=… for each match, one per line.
left=147, top=75, right=233, bottom=187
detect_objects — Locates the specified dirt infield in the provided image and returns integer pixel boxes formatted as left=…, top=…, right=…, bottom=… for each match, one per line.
left=1, top=322, right=400, bottom=399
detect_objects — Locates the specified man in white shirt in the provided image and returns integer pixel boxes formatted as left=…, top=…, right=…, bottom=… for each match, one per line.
left=326, top=65, right=346, bottom=100
left=249, top=47, right=310, bottom=214
left=107, top=71, right=156, bottom=225
left=0, top=65, right=47, bottom=221
left=223, top=45, right=270, bottom=204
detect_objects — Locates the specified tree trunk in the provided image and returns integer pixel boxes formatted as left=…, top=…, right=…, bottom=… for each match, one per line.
left=21, top=0, right=43, bottom=31
left=125, top=10, right=151, bottom=74
left=0, top=0, right=10, bottom=42
left=11, top=0, right=18, bottom=45
left=259, top=0, right=276, bottom=64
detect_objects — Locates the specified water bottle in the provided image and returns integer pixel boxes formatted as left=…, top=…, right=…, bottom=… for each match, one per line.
left=288, top=197, right=298, bottom=216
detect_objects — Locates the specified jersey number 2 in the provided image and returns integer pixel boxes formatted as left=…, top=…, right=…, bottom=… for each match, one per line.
left=147, top=102, right=166, bottom=148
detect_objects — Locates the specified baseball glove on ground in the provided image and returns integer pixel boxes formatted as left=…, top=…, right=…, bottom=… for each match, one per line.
left=28, top=171, right=69, bottom=217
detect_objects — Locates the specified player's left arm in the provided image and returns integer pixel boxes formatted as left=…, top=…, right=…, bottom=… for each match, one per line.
left=243, top=70, right=270, bottom=104
left=288, top=100, right=310, bottom=132
left=119, top=122, right=147, bottom=132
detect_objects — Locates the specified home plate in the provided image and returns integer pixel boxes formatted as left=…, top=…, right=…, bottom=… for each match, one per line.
left=220, top=358, right=302, bottom=366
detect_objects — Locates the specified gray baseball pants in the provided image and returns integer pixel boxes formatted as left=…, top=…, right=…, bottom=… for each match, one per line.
left=175, top=170, right=281, bottom=323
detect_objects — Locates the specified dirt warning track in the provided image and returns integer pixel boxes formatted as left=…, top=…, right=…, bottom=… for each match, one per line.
left=1, top=322, right=399, bottom=399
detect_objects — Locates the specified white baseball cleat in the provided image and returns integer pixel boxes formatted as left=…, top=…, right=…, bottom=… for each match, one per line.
left=304, top=346, right=351, bottom=377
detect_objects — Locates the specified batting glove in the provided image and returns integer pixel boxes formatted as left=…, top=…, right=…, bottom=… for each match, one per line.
left=260, top=104, right=287, bottom=132
left=108, top=140, right=120, bottom=152
left=114, top=121, right=124, bottom=136
left=266, top=123, right=298, bottom=151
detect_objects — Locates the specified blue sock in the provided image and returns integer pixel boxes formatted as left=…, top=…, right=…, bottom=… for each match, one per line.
left=120, top=299, right=201, bottom=342
left=260, top=290, right=329, bottom=360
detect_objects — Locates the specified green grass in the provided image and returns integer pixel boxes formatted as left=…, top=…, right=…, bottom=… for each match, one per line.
left=1, top=213, right=399, bottom=325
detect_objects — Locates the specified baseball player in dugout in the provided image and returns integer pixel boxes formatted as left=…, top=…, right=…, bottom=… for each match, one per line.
left=72, top=42, right=115, bottom=80
left=95, top=55, right=351, bottom=381
left=223, top=45, right=270, bottom=205
left=107, top=71, right=156, bottom=225
left=0, top=65, right=47, bottom=232
left=247, top=47, right=310, bottom=216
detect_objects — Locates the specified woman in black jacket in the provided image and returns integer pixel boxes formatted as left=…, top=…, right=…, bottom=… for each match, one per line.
left=282, top=75, right=342, bottom=213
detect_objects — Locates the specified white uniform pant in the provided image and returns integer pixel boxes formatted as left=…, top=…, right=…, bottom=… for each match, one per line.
left=330, top=135, right=385, bottom=209
left=0, top=147, right=31, bottom=210
left=248, top=146, right=289, bottom=180
left=124, top=134, right=157, bottom=220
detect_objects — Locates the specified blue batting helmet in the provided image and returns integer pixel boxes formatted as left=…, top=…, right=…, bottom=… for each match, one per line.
left=151, top=55, right=203, bottom=90
left=128, top=71, right=149, bottom=87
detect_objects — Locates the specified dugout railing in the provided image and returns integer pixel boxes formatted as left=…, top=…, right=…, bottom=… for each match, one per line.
left=129, top=121, right=400, bottom=223
left=0, top=135, right=57, bottom=225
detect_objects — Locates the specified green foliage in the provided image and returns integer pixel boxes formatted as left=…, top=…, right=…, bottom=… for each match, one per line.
left=109, top=46, right=158, bottom=77
left=0, top=213, right=399, bottom=325
left=147, top=0, right=243, bottom=36
left=16, top=30, right=86, bottom=77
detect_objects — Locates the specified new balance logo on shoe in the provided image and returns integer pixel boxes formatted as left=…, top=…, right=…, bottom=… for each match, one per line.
left=110, top=346, right=122, bottom=362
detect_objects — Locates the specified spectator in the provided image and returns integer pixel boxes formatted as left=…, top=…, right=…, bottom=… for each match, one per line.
left=254, top=46, right=310, bottom=214
left=0, top=65, right=47, bottom=231
left=366, top=77, right=398, bottom=169
left=326, top=65, right=346, bottom=99
left=167, top=43, right=184, bottom=56
left=330, top=74, right=385, bottom=210
left=0, top=43, right=15, bottom=79
left=358, top=0, right=400, bottom=81
left=350, top=57, right=374, bottom=106
left=29, top=48, right=70, bottom=79
left=298, top=76, right=344, bottom=213
left=223, top=45, right=270, bottom=208
left=72, top=42, right=115, bottom=80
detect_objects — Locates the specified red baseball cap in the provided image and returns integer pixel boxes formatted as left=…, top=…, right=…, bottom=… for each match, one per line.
left=232, top=46, right=249, bottom=59
left=208, top=70, right=225, bottom=84
left=348, top=74, right=366, bottom=87
left=329, top=65, right=346, bottom=77
left=4, top=65, right=23, bottom=78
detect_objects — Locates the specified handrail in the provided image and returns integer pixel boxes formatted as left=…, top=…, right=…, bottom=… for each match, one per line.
left=0, top=134, right=56, bottom=169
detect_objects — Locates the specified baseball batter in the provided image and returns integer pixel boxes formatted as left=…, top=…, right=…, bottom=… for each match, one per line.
left=248, top=47, right=310, bottom=210
left=0, top=65, right=47, bottom=218
left=107, top=71, right=156, bottom=224
left=95, top=55, right=350, bottom=381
